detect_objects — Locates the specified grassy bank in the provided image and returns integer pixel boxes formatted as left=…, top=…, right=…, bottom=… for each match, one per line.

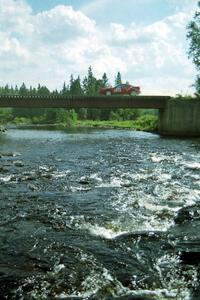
left=0, top=107, right=158, bottom=133
left=76, top=115, right=158, bottom=132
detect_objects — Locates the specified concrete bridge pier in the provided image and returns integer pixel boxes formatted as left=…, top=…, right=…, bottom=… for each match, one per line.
left=158, top=98, right=200, bottom=137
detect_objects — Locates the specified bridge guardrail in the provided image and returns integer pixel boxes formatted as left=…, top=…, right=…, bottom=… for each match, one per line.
left=0, top=95, right=170, bottom=109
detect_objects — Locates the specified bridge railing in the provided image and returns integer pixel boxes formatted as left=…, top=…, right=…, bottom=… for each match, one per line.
left=0, top=95, right=170, bottom=109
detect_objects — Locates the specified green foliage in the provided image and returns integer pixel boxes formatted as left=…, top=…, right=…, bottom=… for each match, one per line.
left=61, top=82, right=69, bottom=95
left=82, top=66, right=96, bottom=96
left=56, top=109, right=77, bottom=127
left=132, top=114, right=158, bottom=131
left=37, top=85, right=50, bottom=96
left=0, top=66, right=158, bottom=131
left=187, top=1, right=200, bottom=92
left=70, top=75, right=83, bottom=95
left=102, top=73, right=109, bottom=87
left=115, top=72, right=122, bottom=85
left=13, top=117, right=32, bottom=124
left=76, top=114, right=158, bottom=132
left=0, top=109, right=13, bottom=124
left=109, top=109, right=140, bottom=121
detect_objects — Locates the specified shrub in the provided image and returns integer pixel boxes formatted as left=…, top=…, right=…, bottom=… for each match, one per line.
left=133, top=114, right=158, bottom=131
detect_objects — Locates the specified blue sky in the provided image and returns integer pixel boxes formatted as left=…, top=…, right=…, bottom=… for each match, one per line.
left=27, top=0, right=177, bottom=25
left=0, top=0, right=198, bottom=94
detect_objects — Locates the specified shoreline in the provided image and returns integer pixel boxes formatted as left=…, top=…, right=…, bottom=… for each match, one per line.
left=2, top=119, right=158, bottom=133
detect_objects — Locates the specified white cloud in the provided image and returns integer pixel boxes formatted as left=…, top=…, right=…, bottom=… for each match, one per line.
left=0, top=0, right=33, bottom=36
left=35, top=5, right=96, bottom=44
left=0, top=0, right=197, bottom=95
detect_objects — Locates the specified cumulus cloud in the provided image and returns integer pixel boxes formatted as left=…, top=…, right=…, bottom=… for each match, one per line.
left=35, top=5, right=96, bottom=44
left=0, top=0, right=197, bottom=94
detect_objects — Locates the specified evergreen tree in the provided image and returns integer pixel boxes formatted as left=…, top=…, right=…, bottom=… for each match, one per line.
left=29, top=86, right=37, bottom=95
left=4, top=84, right=10, bottom=95
left=102, top=73, right=109, bottom=87
left=75, top=76, right=83, bottom=95
left=69, top=75, right=74, bottom=94
left=14, top=85, right=19, bottom=95
left=61, top=82, right=69, bottom=95
left=19, top=83, right=28, bottom=95
left=115, top=72, right=122, bottom=85
left=10, top=86, right=14, bottom=95
left=70, top=76, right=83, bottom=95
left=52, top=89, right=59, bottom=96
left=82, top=76, right=88, bottom=95
left=37, top=84, right=50, bottom=95
left=83, top=66, right=96, bottom=95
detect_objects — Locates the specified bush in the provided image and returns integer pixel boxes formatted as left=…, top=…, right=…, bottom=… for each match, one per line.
left=133, top=114, right=158, bottom=131
left=0, top=109, right=12, bottom=124
left=56, top=109, right=77, bottom=127
left=13, top=117, right=32, bottom=124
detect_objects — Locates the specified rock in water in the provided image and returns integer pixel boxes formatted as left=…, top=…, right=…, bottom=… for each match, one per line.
left=174, top=205, right=200, bottom=224
left=0, top=126, right=6, bottom=133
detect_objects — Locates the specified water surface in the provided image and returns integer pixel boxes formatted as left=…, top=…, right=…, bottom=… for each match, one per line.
left=0, top=129, right=200, bottom=299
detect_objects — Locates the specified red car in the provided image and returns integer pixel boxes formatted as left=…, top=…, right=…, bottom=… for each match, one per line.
left=99, top=83, right=141, bottom=96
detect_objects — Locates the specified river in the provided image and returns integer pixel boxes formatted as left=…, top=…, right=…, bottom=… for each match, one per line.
left=0, top=128, right=200, bottom=300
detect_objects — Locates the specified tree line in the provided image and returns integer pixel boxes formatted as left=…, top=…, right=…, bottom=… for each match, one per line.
left=0, top=66, right=123, bottom=97
left=0, top=67, right=142, bottom=125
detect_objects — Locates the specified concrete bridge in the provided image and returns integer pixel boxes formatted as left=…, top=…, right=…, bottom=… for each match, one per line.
left=0, top=95, right=200, bottom=136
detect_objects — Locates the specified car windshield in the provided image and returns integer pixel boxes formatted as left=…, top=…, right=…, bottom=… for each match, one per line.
left=115, top=84, right=127, bottom=88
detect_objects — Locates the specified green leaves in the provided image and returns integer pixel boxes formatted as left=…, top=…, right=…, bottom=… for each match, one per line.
left=187, top=3, right=200, bottom=92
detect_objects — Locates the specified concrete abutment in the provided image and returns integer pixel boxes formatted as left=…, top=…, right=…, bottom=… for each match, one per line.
left=159, top=99, right=200, bottom=137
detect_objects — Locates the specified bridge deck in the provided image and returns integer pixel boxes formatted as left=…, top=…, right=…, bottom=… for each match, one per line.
left=0, top=95, right=170, bottom=109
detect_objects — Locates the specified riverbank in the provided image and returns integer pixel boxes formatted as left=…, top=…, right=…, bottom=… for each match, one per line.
left=2, top=114, right=158, bottom=133
left=76, top=115, right=158, bottom=131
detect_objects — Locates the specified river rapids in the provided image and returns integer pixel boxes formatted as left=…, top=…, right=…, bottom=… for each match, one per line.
left=0, top=128, right=200, bottom=300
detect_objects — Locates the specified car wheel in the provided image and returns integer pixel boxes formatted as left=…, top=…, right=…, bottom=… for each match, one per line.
left=106, top=91, right=112, bottom=96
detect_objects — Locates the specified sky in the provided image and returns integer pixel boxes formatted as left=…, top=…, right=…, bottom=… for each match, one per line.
left=0, top=0, right=198, bottom=95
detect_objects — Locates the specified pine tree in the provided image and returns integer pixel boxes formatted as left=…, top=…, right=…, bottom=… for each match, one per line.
left=15, top=85, right=19, bottom=95
left=69, top=76, right=83, bottom=95
left=4, top=84, right=10, bottom=95
left=83, top=66, right=96, bottom=95
left=69, top=74, right=74, bottom=94
left=61, top=82, right=69, bottom=95
left=19, top=83, right=28, bottom=95
left=115, top=72, right=122, bottom=85
left=102, top=73, right=109, bottom=87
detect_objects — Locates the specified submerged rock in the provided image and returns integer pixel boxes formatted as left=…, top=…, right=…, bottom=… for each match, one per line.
left=0, top=152, right=21, bottom=157
left=13, top=160, right=24, bottom=167
left=174, top=205, right=200, bottom=224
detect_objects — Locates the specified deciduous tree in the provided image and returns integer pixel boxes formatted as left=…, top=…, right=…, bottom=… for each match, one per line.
left=187, top=1, right=200, bottom=93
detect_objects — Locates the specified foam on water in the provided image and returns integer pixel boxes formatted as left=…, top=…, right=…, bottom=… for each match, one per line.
left=0, top=174, right=13, bottom=182
left=82, top=223, right=128, bottom=239
left=150, top=153, right=182, bottom=164
left=184, top=162, right=200, bottom=170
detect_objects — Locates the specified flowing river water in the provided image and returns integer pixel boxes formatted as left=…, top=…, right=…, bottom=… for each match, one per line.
left=0, top=128, right=200, bottom=300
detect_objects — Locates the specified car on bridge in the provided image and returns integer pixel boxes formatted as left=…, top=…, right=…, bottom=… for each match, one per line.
left=99, top=83, right=141, bottom=96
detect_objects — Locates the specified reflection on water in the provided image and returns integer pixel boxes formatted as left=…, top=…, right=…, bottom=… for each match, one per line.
left=0, top=128, right=200, bottom=299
